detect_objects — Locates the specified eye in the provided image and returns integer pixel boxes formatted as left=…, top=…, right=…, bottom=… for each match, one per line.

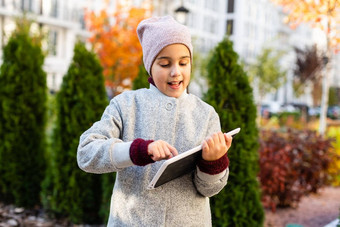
left=160, top=63, right=170, bottom=67
left=158, top=60, right=170, bottom=67
left=179, top=60, right=189, bottom=66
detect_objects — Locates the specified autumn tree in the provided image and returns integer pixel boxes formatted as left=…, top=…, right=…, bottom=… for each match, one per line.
left=270, top=0, right=340, bottom=134
left=85, top=0, right=152, bottom=96
left=293, top=45, right=324, bottom=106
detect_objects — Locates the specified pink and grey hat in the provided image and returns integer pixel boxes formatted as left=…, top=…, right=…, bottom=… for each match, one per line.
left=137, top=15, right=193, bottom=75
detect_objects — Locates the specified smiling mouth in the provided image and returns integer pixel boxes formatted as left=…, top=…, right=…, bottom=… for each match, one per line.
left=168, top=81, right=182, bottom=85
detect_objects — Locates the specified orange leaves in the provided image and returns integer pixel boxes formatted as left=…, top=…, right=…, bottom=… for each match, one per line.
left=85, top=0, right=152, bottom=95
left=270, top=0, right=340, bottom=52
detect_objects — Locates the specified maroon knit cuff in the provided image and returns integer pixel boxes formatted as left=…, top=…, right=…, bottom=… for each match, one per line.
left=197, top=153, right=229, bottom=175
left=130, top=138, right=155, bottom=166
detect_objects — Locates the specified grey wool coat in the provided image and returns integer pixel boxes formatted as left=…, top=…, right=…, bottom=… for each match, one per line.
left=77, top=85, right=229, bottom=227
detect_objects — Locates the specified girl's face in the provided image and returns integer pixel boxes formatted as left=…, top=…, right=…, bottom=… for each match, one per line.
left=151, top=44, right=191, bottom=98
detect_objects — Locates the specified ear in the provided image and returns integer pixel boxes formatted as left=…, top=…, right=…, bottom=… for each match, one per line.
left=148, top=77, right=156, bottom=87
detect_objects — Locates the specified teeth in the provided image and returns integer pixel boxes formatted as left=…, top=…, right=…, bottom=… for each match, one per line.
left=169, top=81, right=180, bottom=85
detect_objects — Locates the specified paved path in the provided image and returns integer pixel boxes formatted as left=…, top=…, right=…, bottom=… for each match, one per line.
left=264, top=187, right=340, bottom=227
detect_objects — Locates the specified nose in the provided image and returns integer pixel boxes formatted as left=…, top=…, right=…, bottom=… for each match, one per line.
left=170, top=64, right=181, bottom=77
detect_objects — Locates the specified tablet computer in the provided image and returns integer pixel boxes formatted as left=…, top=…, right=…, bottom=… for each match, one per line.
left=147, top=128, right=240, bottom=190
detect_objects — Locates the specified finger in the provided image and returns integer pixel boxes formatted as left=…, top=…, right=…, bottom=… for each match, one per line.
left=213, top=132, right=223, bottom=146
left=151, top=148, right=160, bottom=160
left=224, top=134, right=232, bottom=148
left=147, top=143, right=154, bottom=156
left=202, top=140, right=208, bottom=150
left=212, top=133, right=219, bottom=143
left=149, top=151, right=156, bottom=161
left=148, top=142, right=161, bottom=159
left=167, top=144, right=178, bottom=157
left=206, top=136, right=214, bottom=148
left=157, top=144, right=166, bottom=158
left=162, top=143, right=172, bottom=158
left=217, top=132, right=226, bottom=145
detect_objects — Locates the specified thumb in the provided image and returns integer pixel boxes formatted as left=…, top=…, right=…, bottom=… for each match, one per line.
left=224, top=134, right=232, bottom=148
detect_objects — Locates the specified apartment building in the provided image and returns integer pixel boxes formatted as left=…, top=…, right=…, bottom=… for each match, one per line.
left=227, top=0, right=340, bottom=105
left=158, top=0, right=340, bottom=105
left=0, top=0, right=89, bottom=92
left=226, top=0, right=314, bottom=105
left=0, top=0, right=338, bottom=102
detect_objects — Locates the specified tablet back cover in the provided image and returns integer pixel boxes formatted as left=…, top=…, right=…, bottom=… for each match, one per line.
left=148, top=147, right=202, bottom=189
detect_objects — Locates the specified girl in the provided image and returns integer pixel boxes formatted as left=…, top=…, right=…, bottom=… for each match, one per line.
left=77, top=15, right=233, bottom=227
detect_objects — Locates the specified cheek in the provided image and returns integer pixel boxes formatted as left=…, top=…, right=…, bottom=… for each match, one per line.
left=151, top=64, right=164, bottom=77
left=183, top=67, right=191, bottom=80
left=151, top=67, right=167, bottom=84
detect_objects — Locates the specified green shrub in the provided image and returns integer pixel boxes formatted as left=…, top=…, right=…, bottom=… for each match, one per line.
left=132, top=63, right=149, bottom=90
left=277, top=112, right=301, bottom=128
left=0, top=18, right=47, bottom=208
left=259, top=129, right=335, bottom=211
left=204, top=38, right=264, bottom=227
left=49, top=42, right=108, bottom=224
left=40, top=93, right=57, bottom=213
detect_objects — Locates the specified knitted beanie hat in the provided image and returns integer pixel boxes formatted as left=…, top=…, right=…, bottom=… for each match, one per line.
left=137, top=15, right=193, bottom=75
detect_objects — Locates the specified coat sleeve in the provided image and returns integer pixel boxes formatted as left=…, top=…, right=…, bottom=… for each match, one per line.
left=77, top=98, right=134, bottom=174
left=193, top=110, right=229, bottom=197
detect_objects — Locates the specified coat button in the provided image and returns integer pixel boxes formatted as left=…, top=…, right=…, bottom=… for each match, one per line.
left=166, top=103, right=173, bottom=110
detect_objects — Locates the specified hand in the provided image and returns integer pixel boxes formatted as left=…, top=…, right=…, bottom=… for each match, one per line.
left=148, top=140, right=178, bottom=161
left=201, top=132, right=232, bottom=161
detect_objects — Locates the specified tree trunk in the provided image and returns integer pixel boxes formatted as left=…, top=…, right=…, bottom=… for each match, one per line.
left=319, top=16, right=332, bottom=136
left=319, top=63, right=330, bottom=136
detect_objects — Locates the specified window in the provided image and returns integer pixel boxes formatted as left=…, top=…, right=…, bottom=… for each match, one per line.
left=20, top=0, right=33, bottom=12
left=226, top=19, right=234, bottom=35
left=79, top=11, right=86, bottom=29
left=48, top=29, right=58, bottom=56
left=203, top=16, right=209, bottom=32
left=50, top=73, right=57, bottom=93
left=50, top=0, right=58, bottom=17
left=227, top=0, right=234, bottom=13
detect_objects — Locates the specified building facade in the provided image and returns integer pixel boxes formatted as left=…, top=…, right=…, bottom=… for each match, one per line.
left=0, top=0, right=338, bottom=105
left=171, top=0, right=339, bottom=106
left=0, top=0, right=89, bottom=92
left=225, top=0, right=315, bottom=105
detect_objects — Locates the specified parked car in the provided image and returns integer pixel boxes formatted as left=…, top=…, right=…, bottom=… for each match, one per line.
left=261, top=102, right=281, bottom=118
left=308, top=105, right=340, bottom=119
left=308, top=106, right=320, bottom=117
left=279, top=104, right=299, bottom=113
left=327, top=105, right=340, bottom=119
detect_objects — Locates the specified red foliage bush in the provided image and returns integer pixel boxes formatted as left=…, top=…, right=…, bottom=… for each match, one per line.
left=259, top=129, right=335, bottom=211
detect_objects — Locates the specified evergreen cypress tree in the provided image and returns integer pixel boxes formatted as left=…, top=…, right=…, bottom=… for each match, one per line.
left=0, top=18, right=47, bottom=207
left=132, top=63, right=150, bottom=90
left=203, top=38, right=264, bottom=226
left=51, top=42, right=108, bottom=224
